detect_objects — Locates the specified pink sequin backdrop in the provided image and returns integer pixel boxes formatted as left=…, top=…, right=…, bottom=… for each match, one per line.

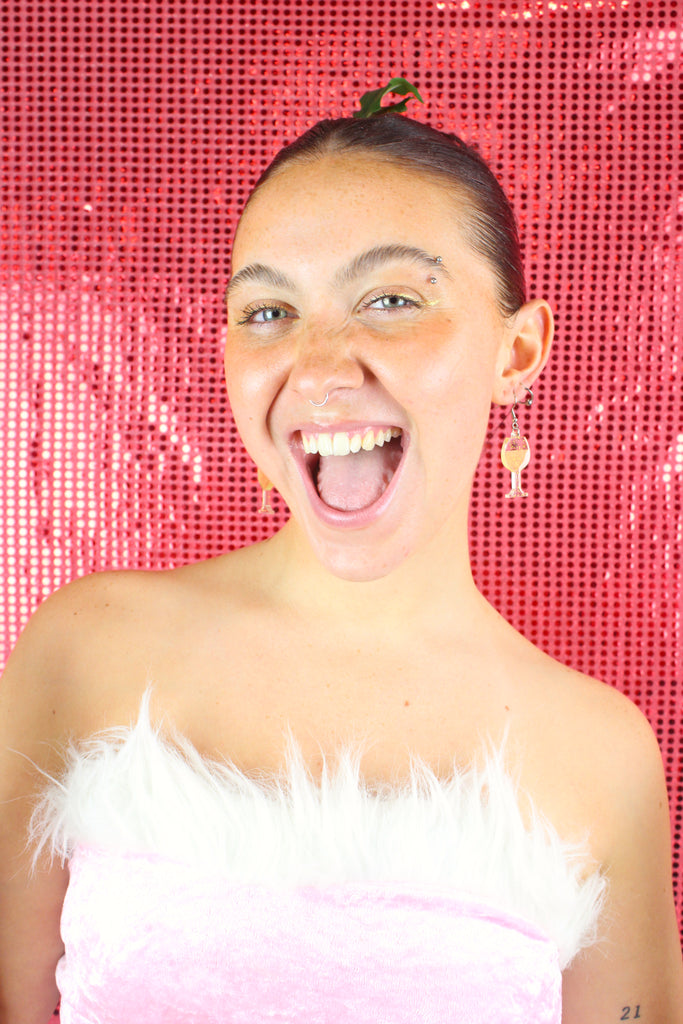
left=2, top=0, right=682, bottom=932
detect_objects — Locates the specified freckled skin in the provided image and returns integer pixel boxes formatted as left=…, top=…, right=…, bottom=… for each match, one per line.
left=225, top=154, right=517, bottom=581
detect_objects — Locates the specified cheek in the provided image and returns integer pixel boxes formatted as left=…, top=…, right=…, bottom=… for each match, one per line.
left=223, top=344, right=269, bottom=450
left=224, top=337, right=275, bottom=412
left=399, top=323, right=499, bottom=464
left=392, top=318, right=496, bottom=400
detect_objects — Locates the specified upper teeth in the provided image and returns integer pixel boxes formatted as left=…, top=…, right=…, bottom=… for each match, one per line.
left=302, top=427, right=401, bottom=457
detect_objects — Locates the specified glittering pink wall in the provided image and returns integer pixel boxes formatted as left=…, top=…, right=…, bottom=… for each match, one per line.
left=2, top=1, right=681, bottom=929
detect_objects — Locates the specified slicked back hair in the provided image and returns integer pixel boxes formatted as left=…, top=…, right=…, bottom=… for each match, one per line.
left=246, top=115, right=526, bottom=319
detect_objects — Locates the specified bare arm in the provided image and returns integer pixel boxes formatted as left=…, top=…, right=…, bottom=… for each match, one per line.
left=562, top=713, right=683, bottom=1023
left=1, top=569, right=167, bottom=1023
left=0, top=586, right=88, bottom=1024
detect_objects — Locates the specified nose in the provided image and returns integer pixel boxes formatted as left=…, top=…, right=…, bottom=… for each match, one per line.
left=288, top=321, right=365, bottom=405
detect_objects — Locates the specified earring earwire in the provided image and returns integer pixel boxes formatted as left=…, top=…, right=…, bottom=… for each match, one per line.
left=509, top=385, right=533, bottom=432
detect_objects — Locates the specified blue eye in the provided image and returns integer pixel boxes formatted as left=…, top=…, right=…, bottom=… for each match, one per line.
left=237, top=304, right=292, bottom=326
left=364, top=293, right=421, bottom=312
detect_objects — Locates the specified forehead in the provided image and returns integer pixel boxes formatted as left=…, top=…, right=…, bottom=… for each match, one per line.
left=232, top=152, right=472, bottom=271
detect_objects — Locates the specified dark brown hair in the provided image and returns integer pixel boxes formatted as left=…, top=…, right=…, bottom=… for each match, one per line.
left=248, top=115, right=526, bottom=318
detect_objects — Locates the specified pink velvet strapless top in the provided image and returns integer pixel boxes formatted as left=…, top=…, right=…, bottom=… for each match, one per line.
left=32, top=694, right=605, bottom=1023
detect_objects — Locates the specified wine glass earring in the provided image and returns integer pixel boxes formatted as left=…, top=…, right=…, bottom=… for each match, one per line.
left=501, top=386, right=533, bottom=499
left=257, top=468, right=275, bottom=515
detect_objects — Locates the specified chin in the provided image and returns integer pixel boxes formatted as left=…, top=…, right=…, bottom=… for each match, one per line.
left=307, top=533, right=414, bottom=584
left=325, top=561, right=396, bottom=584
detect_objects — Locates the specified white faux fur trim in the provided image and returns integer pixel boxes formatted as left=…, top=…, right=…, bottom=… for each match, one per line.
left=31, top=692, right=605, bottom=969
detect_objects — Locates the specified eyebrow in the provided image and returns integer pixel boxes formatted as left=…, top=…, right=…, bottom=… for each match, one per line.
left=226, top=244, right=450, bottom=300
left=333, top=245, right=451, bottom=287
left=226, top=263, right=298, bottom=297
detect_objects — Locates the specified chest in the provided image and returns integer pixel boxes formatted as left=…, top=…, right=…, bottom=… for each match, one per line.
left=91, top=604, right=599, bottom=855
left=155, top=627, right=513, bottom=781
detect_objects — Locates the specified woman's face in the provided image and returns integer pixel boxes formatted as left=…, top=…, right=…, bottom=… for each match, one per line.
left=225, top=152, right=515, bottom=581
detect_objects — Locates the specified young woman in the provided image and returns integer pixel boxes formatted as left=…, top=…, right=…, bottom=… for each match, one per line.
left=1, top=112, right=681, bottom=1023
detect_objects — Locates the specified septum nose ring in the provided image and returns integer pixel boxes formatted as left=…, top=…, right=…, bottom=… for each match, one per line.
left=309, top=393, right=329, bottom=407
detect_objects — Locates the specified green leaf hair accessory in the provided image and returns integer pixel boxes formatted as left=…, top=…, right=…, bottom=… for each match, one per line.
left=353, top=77, right=424, bottom=118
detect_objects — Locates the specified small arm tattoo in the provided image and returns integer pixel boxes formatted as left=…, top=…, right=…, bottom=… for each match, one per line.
left=620, top=1007, right=642, bottom=1020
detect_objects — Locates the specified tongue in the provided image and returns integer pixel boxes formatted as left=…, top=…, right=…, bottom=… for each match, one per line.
left=316, top=440, right=402, bottom=512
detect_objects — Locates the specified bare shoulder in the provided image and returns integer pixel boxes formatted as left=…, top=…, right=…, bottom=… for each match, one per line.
left=547, top=661, right=666, bottom=817
left=0, top=545, right=273, bottom=784
left=562, top=667, right=673, bottom=879
left=0, top=557, right=239, bottom=741
left=0, top=568, right=158, bottom=1023
left=1, top=571, right=144, bottom=770
left=500, top=640, right=670, bottom=861
left=540, top=671, right=683, bottom=1019
left=0, top=560, right=235, bottom=1024
left=521, top=659, right=683, bottom=1020
left=521, top=647, right=659, bottom=772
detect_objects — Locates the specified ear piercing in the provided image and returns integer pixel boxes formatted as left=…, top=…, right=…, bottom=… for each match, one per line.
left=501, top=386, right=534, bottom=499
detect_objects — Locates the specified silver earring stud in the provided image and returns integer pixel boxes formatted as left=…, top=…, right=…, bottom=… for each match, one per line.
left=309, top=393, right=329, bottom=407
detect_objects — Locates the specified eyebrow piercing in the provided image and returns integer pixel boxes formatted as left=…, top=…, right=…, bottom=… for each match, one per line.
left=309, top=393, right=330, bottom=407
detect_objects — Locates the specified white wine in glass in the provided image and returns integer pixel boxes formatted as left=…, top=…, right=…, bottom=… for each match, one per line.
left=501, top=431, right=530, bottom=498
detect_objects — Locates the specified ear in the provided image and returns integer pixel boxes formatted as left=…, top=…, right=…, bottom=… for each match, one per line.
left=492, top=298, right=554, bottom=406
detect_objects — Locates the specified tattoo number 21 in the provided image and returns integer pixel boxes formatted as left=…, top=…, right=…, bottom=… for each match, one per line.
left=621, top=1008, right=641, bottom=1021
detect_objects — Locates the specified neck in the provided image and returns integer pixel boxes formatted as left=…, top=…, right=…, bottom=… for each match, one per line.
left=258, top=503, right=490, bottom=639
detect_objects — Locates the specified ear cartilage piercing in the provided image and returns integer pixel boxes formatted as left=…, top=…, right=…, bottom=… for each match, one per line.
left=429, top=276, right=437, bottom=284
left=501, top=386, right=533, bottom=499
left=309, top=393, right=330, bottom=408
left=435, top=256, right=442, bottom=263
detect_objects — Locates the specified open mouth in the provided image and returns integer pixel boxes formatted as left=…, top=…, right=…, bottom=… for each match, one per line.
left=300, top=426, right=405, bottom=513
